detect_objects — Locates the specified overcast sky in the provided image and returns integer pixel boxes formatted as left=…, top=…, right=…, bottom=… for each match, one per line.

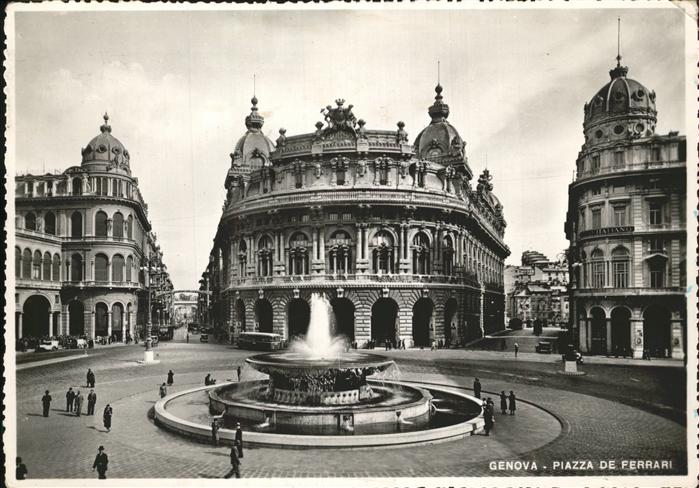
left=11, top=5, right=688, bottom=289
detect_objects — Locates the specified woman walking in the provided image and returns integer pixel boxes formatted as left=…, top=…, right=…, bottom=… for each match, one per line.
left=167, top=370, right=174, bottom=386
left=508, top=391, right=517, bottom=415
left=500, top=391, right=507, bottom=415
left=103, top=404, right=113, bottom=432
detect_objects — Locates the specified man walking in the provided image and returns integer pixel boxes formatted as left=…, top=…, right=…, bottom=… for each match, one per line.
left=92, top=446, right=109, bottom=479
left=41, top=390, right=52, bottom=417
left=66, top=387, right=75, bottom=412
left=235, top=422, right=244, bottom=458
left=159, top=383, right=168, bottom=399
left=237, top=366, right=242, bottom=382
left=500, top=391, right=507, bottom=415
left=514, top=342, right=519, bottom=358
left=211, top=417, right=220, bottom=446
left=103, top=404, right=113, bottom=432
left=508, top=391, right=517, bottom=415
left=473, top=378, right=482, bottom=399
left=223, top=442, right=241, bottom=478
left=87, top=368, right=96, bottom=388
left=167, top=370, right=174, bottom=386
left=74, top=390, right=84, bottom=416
left=483, top=401, right=494, bottom=436
left=87, top=389, right=97, bottom=415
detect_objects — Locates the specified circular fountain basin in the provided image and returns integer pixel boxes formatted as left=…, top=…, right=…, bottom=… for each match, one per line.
left=246, top=351, right=395, bottom=374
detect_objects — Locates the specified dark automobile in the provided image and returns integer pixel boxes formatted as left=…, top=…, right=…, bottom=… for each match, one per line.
left=200, top=333, right=209, bottom=343
left=535, top=341, right=552, bottom=354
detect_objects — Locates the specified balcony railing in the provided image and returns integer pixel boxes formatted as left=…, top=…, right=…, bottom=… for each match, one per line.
left=228, top=272, right=481, bottom=287
left=576, top=159, right=684, bottom=180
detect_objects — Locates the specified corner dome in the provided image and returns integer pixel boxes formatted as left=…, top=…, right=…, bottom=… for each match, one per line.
left=231, top=97, right=275, bottom=172
left=413, top=85, right=467, bottom=163
left=583, top=60, right=657, bottom=142
left=81, top=113, right=130, bottom=171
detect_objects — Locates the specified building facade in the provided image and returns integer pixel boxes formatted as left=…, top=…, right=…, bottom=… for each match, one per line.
left=14, top=114, right=172, bottom=342
left=565, top=59, right=686, bottom=359
left=203, top=86, right=510, bottom=347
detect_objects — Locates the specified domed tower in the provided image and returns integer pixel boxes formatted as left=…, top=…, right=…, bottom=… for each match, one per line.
left=565, top=52, right=686, bottom=361
left=582, top=58, right=657, bottom=147
left=226, top=97, right=276, bottom=193
left=413, top=84, right=472, bottom=179
left=81, top=113, right=131, bottom=175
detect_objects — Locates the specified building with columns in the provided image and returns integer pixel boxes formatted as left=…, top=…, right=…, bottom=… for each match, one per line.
left=14, top=114, right=172, bottom=343
left=202, top=85, right=509, bottom=348
left=564, top=57, right=686, bottom=359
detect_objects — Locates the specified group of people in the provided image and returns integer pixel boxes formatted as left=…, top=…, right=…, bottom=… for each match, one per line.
left=159, top=370, right=175, bottom=398
left=65, top=387, right=97, bottom=416
left=211, top=418, right=245, bottom=478
left=472, top=378, right=517, bottom=436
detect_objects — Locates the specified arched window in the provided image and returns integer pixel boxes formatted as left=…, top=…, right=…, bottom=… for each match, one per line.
left=95, top=254, right=109, bottom=282
left=127, top=215, right=133, bottom=239
left=412, top=232, right=431, bottom=274
left=15, top=246, right=21, bottom=278
left=611, top=247, right=629, bottom=288
left=238, top=240, right=248, bottom=277
left=52, top=254, right=61, bottom=281
left=289, top=232, right=309, bottom=275
left=329, top=230, right=352, bottom=274
left=72, top=177, right=82, bottom=195
left=442, top=235, right=454, bottom=275
left=71, top=212, right=83, bottom=238
left=22, top=248, right=32, bottom=278
left=25, top=213, right=36, bottom=231
left=112, top=254, right=125, bottom=282
left=71, top=254, right=83, bottom=281
left=126, top=255, right=133, bottom=281
left=257, top=235, right=274, bottom=277
left=113, top=212, right=124, bottom=238
left=43, top=252, right=51, bottom=281
left=371, top=230, right=394, bottom=274
left=44, top=212, right=56, bottom=235
left=33, top=250, right=42, bottom=280
left=95, top=211, right=108, bottom=237
left=591, top=249, right=605, bottom=288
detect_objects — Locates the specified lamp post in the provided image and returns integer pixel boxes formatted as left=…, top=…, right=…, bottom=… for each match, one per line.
left=140, top=251, right=162, bottom=364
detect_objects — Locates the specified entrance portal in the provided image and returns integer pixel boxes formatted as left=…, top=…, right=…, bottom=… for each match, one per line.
left=288, top=298, right=311, bottom=339
left=643, top=306, right=671, bottom=358
left=589, top=307, right=606, bottom=355
left=23, top=295, right=51, bottom=337
left=610, top=307, right=631, bottom=356
left=443, top=298, right=458, bottom=346
left=255, top=299, right=273, bottom=333
left=331, top=298, right=355, bottom=341
left=412, top=298, right=434, bottom=347
left=371, top=298, right=398, bottom=346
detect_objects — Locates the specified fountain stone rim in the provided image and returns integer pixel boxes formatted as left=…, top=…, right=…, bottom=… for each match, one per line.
left=246, top=351, right=396, bottom=374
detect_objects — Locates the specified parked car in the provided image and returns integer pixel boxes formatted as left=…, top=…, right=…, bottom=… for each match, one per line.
left=37, top=340, right=59, bottom=352
left=75, top=338, right=88, bottom=349
left=200, top=333, right=209, bottom=343
left=535, top=341, right=552, bottom=354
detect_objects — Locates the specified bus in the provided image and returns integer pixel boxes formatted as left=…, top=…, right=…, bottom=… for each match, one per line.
left=237, top=332, right=285, bottom=351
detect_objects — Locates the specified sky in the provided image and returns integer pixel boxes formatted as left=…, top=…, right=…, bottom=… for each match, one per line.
left=10, top=5, right=688, bottom=289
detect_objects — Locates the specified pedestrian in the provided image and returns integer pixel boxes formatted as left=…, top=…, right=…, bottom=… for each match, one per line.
left=74, top=390, right=84, bottom=416
left=235, top=422, right=244, bottom=458
left=159, top=383, right=168, bottom=398
left=508, top=391, right=517, bottom=415
left=103, top=404, right=113, bottom=432
left=87, top=389, right=97, bottom=415
left=41, top=390, right=52, bottom=417
left=483, top=403, right=494, bottom=436
left=500, top=391, right=507, bottom=415
left=92, top=445, right=109, bottom=479
left=87, top=368, right=96, bottom=388
left=167, top=370, right=174, bottom=386
left=237, top=366, right=242, bottom=382
left=16, top=457, right=28, bottom=480
left=514, top=342, right=519, bottom=358
left=401, top=339, right=406, bottom=350
left=205, top=373, right=212, bottom=386
left=223, top=443, right=241, bottom=478
left=473, top=378, right=482, bottom=399
left=66, top=387, right=75, bottom=412
left=186, top=333, right=189, bottom=344
left=211, top=417, right=220, bottom=446
left=431, top=339, right=436, bottom=351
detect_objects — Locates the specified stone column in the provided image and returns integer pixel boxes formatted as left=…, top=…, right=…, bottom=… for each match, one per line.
left=631, top=318, right=644, bottom=359
left=48, top=311, right=54, bottom=337
left=363, top=227, right=369, bottom=261
left=107, top=311, right=112, bottom=337
left=670, top=319, right=684, bottom=359
left=17, top=313, right=23, bottom=339
left=319, top=228, right=326, bottom=271
left=605, top=318, right=612, bottom=354
left=129, top=311, right=135, bottom=338
left=355, top=226, right=362, bottom=271
left=64, top=308, right=70, bottom=335
left=122, top=319, right=126, bottom=342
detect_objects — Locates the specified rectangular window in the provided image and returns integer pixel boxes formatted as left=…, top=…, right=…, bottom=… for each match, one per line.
left=591, top=208, right=602, bottom=229
left=613, top=151, right=625, bottom=167
left=591, top=155, right=600, bottom=172
left=342, top=213, right=352, bottom=221
left=613, top=206, right=626, bottom=226
left=650, top=265, right=664, bottom=288
left=613, top=260, right=628, bottom=288
left=379, top=168, right=389, bottom=185
left=27, top=182, right=33, bottom=195
left=651, top=147, right=661, bottom=161
left=302, top=215, right=310, bottom=223
left=592, top=261, right=605, bottom=288
left=329, top=213, right=338, bottom=221
left=649, top=238, right=663, bottom=252
left=649, top=201, right=662, bottom=225
left=592, top=187, right=601, bottom=196
left=336, top=169, right=345, bottom=186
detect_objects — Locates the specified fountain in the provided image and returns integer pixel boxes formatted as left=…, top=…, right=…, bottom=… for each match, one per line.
left=154, top=293, right=484, bottom=447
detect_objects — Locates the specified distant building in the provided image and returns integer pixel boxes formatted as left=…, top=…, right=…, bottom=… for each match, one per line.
left=506, top=251, right=569, bottom=327
left=14, top=114, right=172, bottom=342
left=564, top=56, right=686, bottom=359
left=200, top=86, right=510, bottom=347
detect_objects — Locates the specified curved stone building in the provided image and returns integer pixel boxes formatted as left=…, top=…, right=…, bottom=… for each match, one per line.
left=565, top=58, right=687, bottom=359
left=205, top=86, right=509, bottom=347
left=14, top=114, right=172, bottom=342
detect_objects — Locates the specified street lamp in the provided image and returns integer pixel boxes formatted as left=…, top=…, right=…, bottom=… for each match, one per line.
left=139, top=251, right=162, bottom=364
